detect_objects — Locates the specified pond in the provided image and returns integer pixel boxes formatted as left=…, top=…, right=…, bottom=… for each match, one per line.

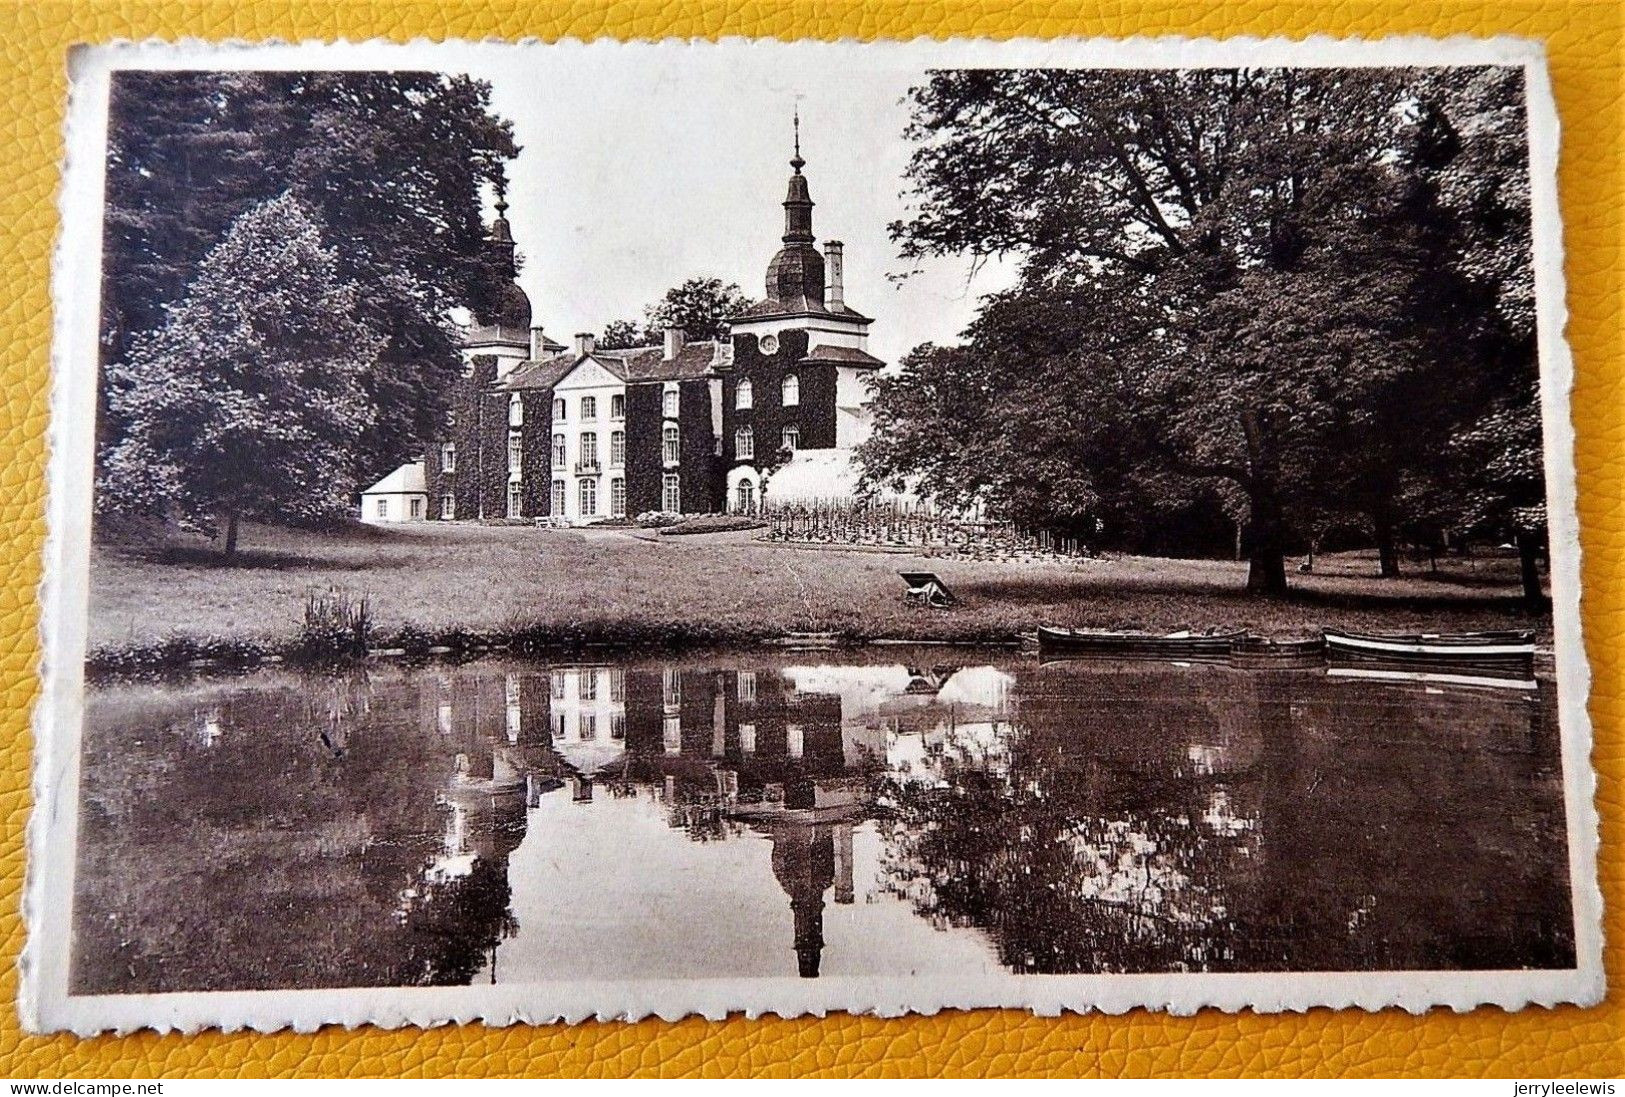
left=70, top=646, right=1575, bottom=994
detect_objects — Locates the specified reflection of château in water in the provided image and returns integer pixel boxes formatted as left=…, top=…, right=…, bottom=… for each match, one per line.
left=391, top=658, right=1023, bottom=978
left=71, top=652, right=1569, bottom=995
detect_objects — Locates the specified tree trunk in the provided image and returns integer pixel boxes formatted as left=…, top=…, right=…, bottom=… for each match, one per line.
left=1375, top=506, right=1400, bottom=578
left=1240, top=409, right=1289, bottom=598
left=1245, top=484, right=1289, bottom=597
left=223, top=511, right=240, bottom=556
left=1515, top=529, right=1544, bottom=609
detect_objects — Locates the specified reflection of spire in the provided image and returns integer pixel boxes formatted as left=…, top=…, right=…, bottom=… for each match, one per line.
left=770, top=823, right=835, bottom=978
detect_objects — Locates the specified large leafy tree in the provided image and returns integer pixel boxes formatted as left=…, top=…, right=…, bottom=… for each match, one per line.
left=98, top=195, right=383, bottom=554
left=876, top=67, right=1539, bottom=597
left=100, top=70, right=518, bottom=482
left=597, top=276, right=753, bottom=348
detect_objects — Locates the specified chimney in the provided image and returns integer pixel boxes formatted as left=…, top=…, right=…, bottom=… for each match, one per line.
left=663, top=325, right=686, bottom=361
left=824, top=240, right=845, bottom=310
left=530, top=326, right=549, bottom=360
left=573, top=331, right=595, bottom=358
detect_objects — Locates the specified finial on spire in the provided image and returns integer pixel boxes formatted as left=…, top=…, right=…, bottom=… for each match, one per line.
left=494, top=175, right=509, bottom=217
left=791, top=107, right=804, bottom=174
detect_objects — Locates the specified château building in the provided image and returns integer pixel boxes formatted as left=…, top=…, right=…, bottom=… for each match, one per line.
left=361, top=126, right=885, bottom=525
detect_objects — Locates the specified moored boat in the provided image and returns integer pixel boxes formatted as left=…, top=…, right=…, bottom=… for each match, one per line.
left=1037, top=626, right=1245, bottom=660
left=1229, top=635, right=1325, bottom=667
left=1322, top=627, right=1535, bottom=669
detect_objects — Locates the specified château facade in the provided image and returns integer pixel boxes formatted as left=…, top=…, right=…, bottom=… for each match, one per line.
left=361, top=129, right=885, bottom=525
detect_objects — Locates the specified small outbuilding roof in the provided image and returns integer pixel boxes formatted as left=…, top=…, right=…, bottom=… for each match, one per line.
left=362, top=460, right=427, bottom=496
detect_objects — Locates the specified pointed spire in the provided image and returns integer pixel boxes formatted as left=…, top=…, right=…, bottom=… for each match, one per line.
left=490, top=175, right=514, bottom=245
left=781, top=110, right=814, bottom=245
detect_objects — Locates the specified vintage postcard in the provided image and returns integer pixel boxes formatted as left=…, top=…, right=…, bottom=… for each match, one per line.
left=25, top=35, right=1602, bottom=1033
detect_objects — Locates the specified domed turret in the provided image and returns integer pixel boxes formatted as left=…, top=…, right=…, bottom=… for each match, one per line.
left=763, top=111, right=826, bottom=311
left=473, top=182, right=533, bottom=332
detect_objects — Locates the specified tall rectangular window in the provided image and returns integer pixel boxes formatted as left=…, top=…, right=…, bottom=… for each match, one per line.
left=579, top=714, right=597, bottom=741
left=579, top=477, right=597, bottom=516
left=551, top=671, right=566, bottom=700
left=662, top=473, right=681, bottom=513
left=735, top=427, right=754, bottom=460
left=781, top=426, right=799, bottom=452
left=580, top=432, right=598, bottom=468
left=663, top=388, right=679, bottom=418
left=609, top=668, right=625, bottom=702
left=610, top=713, right=626, bottom=740
left=508, top=431, right=523, bottom=473
left=507, top=482, right=522, bottom=519
left=737, top=671, right=756, bottom=703
left=440, top=442, right=456, bottom=472
left=409, top=498, right=423, bottom=519
left=610, top=430, right=625, bottom=468
left=581, top=395, right=597, bottom=421
left=662, top=668, right=681, bottom=707
left=580, top=670, right=598, bottom=701
left=662, top=425, right=680, bottom=465
left=610, top=477, right=626, bottom=518
left=611, top=393, right=625, bottom=420
left=509, top=394, right=524, bottom=426
left=376, top=499, right=388, bottom=519
left=663, top=715, right=682, bottom=754
left=439, top=492, right=455, bottom=519
left=553, top=397, right=566, bottom=421
left=551, top=480, right=566, bottom=515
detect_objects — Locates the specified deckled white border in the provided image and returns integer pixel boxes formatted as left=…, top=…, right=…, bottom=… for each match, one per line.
left=23, top=34, right=1603, bottom=1035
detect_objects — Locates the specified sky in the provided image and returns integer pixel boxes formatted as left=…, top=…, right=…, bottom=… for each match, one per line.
left=460, top=42, right=1017, bottom=365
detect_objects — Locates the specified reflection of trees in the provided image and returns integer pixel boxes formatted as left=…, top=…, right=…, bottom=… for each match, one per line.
left=392, top=857, right=518, bottom=986
left=877, top=741, right=1252, bottom=974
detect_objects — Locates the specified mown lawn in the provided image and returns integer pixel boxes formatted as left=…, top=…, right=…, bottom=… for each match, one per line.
left=88, top=520, right=1550, bottom=657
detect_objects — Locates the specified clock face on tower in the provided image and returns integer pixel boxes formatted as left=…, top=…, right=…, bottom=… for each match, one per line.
left=757, top=333, right=779, bottom=355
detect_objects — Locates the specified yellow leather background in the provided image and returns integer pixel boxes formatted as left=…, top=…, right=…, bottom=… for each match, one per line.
left=0, top=0, right=1617, bottom=1078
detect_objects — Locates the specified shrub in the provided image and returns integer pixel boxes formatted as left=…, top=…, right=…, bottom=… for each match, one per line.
left=657, top=514, right=768, bottom=536
left=300, top=586, right=372, bottom=659
left=635, top=510, right=684, bottom=528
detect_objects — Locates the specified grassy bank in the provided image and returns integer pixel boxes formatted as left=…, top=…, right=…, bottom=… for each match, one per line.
left=88, top=520, right=1550, bottom=670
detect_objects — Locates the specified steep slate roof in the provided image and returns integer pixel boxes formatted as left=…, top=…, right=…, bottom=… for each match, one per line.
left=499, top=340, right=731, bottom=391
left=362, top=461, right=427, bottom=496
left=801, top=344, right=885, bottom=368
left=735, top=297, right=874, bottom=323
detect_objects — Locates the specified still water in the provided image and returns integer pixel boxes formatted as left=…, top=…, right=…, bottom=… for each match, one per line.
left=72, top=648, right=1574, bottom=994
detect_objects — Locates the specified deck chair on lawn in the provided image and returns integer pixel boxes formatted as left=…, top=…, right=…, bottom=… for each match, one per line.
left=899, top=571, right=957, bottom=610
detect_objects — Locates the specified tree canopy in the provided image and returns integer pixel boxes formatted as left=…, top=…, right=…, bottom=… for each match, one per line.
left=99, top=195, right=383, bottom=553
left=596, top=276, right=753, bottom=348
left=100, top=70, right=518, bottom=483
left=867, top=66, right=1540, bottom=598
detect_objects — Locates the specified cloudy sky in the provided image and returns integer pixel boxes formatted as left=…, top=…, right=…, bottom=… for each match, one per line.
left=465, top=41, right=1016, bottom=364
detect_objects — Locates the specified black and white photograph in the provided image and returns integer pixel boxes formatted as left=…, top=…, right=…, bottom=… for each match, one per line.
left=25, top=36, right=1600, bottom=1032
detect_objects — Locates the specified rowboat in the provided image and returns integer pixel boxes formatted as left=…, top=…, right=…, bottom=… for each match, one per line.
left=1037, top=626, right=1245, bottom=659
left=1322, top=627, right=1536, bottom=669
left=1228, top=635, right=1325, bottom=667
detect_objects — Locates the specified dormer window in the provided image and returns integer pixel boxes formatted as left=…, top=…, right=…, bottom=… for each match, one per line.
left=736, top=379, right=753, bottom=410
left=782, top=374, right=799, bottom=407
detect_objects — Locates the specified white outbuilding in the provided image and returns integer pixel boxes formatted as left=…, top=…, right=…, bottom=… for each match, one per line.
left=360, top=460, right=429, bottom=524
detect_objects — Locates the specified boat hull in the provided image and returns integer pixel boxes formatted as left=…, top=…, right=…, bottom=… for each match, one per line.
left=1037, top=626, right=1244, bottom=660
left=1323, top=628, right=1536, bottom=670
